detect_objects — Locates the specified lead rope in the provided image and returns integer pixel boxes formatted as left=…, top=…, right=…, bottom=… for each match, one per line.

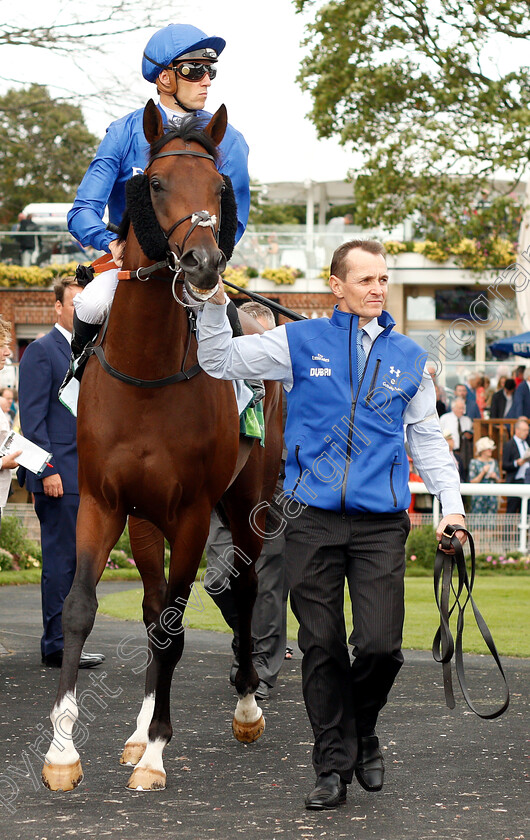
left=432, top=524, right=509, bottom=719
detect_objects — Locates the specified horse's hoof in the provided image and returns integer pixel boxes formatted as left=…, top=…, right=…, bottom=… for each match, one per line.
left=41, top=759, right=83, bottom=792
left=126, top=766, right=166, bottom=791
left=232, top=713, right=265, bottom=743
left=120, top=742, right=146, bottom=766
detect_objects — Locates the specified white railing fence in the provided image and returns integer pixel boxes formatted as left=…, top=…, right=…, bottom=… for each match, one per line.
left=409, top=481, right=530, bottom=554
left=3, top=484, right=530, bottom=556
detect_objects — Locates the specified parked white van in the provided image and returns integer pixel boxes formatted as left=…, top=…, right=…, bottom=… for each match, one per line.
left=19, top=203, right=107, bottom=265
left=21, top=203, right=73, bottom=231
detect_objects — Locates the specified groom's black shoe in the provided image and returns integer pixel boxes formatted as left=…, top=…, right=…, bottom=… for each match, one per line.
left=355, top=735, right=384, bottom=791
left=42, top=651, right=105, bottom=669
left=305, top=772, right=347, bottom=810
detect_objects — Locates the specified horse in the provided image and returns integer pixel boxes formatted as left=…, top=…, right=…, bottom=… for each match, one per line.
left=41, top=100, right=283, bottom=793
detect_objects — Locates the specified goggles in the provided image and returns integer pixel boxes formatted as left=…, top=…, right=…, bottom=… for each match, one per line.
left=174, top=62, right=217, bottom=82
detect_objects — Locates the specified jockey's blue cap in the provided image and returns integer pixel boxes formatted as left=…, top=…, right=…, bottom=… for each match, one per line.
left=142, top=25, right=226, bottom=83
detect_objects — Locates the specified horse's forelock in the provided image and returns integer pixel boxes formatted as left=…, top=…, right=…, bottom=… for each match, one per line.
left=150, top=115, right=220, bottom=163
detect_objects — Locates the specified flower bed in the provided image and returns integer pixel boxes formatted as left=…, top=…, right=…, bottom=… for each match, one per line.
left=0, top=261, right=81, bottom=287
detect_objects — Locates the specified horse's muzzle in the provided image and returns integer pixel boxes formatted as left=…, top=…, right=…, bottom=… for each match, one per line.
left=180, top=246, right=226, bottom=301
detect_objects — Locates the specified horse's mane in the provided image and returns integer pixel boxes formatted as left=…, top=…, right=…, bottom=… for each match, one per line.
left=117, top=115, right=237, bottom=261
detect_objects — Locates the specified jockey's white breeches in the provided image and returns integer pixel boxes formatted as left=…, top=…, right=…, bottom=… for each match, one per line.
left=73, top=269, right=119, bottom=324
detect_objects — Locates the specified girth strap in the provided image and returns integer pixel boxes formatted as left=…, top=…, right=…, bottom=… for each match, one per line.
left=432, top=524, right=509, bottom=719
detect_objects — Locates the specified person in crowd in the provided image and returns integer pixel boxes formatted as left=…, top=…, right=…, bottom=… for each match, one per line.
left=327, top=212, right=354, bottom=231
left=440, top=397, right=474, bottom=479
left=67, top=23, right=250, bottom=356
left=513, top=365, right=526, bottom=388
left=494, top=364, right=510, bottom=393
left=454, top=383, right=481, bottom=420
left=0, top=320, right=21, bottom=522
left=266, top=234, right=280, bottom=268
left=482, top=376, right=495, bottom=411
left=502, top=418, right=530, bottom=514
left=0, top=396, right=11, bottom=425
left=508, top=369, right=530, bottom=419
left=474, top=375, right=490, bottom=417
left=468, top=437, right=501, bottom=513
left=489, top=378, right=516, bottom=419
left=442, top=429, right=465, bottom=482
left=466, top=372, right=480, bottom=398
left=435, top=384, right=447, bottom=417
left=1, top=387, right=17, bottom=428
left=17, top=278, right=105, bottom=669
left=204, top=301, right=288, bottom=702
left=17, top=213, right=40, bottom=267
left=197, top=238, right=465, bottom=811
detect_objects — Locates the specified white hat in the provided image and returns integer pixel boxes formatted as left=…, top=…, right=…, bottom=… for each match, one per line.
left=475, top=436, right=495, bottom=454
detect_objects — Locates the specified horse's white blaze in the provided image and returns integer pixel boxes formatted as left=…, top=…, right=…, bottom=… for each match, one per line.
left=234, top=693, right=262, bottom=724
left=135, top=738, right=166, bottom=774
left=125, top=693, right=155, bottom=746
left=44, top=692, right=80, bottom=766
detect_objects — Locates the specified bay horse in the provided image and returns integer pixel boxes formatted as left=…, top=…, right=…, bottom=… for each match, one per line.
left=42, top=100, right=283, bottom=792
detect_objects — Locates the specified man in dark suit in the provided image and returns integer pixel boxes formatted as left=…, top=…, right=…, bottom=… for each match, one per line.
left=502, top=418, right=530, bottom=513
left=508, top=375, right=530, bottom=419
left=18, top=278, right=104, bottom=668
left=489, top=378, right=516, bottom=418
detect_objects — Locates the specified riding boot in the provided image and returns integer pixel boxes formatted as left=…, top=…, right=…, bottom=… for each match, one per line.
left=71, top=312, right=100, bottom=359
left=226, top=301, right=265, bottom=406
left=63, top=312, right=102, bottom=385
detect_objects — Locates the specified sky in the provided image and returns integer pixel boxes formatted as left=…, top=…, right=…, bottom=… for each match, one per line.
left=2, top=0, right=358, bottom=186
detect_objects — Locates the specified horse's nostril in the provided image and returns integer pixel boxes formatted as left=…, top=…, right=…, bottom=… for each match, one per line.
left=181, top=247, right=225, bottom=278
left=179, top=251, right=200, bottom=271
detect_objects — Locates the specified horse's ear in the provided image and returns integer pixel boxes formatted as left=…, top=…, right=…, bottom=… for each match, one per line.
left=143, top=99, right=165, bottom=144
left=203, top=104, right=227, bottom=147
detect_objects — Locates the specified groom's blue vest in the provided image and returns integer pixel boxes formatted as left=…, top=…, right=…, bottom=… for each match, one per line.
left=283, top=307, right=427, bottom=514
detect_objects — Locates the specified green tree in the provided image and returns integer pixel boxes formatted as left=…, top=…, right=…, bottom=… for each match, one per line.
left=249, top=202, right=308, bottom=225
left=295, top=1, right=530, bottom=234
left=0, top=84, right=99, bottom=224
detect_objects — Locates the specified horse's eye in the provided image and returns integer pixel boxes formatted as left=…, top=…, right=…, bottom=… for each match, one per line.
left=150, top=179, right=162, bottom=193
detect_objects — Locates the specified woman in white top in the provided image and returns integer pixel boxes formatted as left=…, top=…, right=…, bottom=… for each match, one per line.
left=0, top=318, right=22, bottom=520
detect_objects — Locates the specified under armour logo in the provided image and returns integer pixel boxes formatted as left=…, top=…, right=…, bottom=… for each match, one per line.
left=390, top=366, right=401, bottom=376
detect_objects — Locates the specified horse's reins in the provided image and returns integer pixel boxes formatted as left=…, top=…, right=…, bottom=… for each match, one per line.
left=432, top=524, right=509, bottom=719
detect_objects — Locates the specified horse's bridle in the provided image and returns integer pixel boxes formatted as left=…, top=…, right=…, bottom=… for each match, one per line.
left=144, top=148, right=221, bottom=266
left=84, top=146, right=225, bottom=387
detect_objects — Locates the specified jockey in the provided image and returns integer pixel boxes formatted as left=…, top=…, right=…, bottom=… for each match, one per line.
left=68, top=23, right=250, bottom=355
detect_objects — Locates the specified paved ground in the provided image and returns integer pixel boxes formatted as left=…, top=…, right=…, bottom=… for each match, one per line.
left=0, top=583, right=527, bottom=840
